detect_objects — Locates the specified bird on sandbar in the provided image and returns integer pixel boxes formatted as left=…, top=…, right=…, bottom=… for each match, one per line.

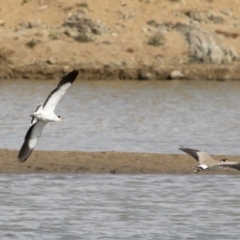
left=179, top=145, right=240, bottom=172
left=18, top=70, right=79, bottom=162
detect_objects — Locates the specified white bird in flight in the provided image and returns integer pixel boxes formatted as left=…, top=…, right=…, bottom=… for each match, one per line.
left=18, top=70, right=79, bottom=162
left=179, top=145, right=240, bottom=172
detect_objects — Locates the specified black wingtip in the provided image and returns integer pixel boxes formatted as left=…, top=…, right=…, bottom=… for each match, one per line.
left=18, top=123, right=38, bottom=163
left=58, top=70, right=79, bottom=87
left=67, top=70, right=79, bottom=80
left=18, top=156, right=30, bottom=163
left=179, top=146, right=200, bottom=161
left=179, top=144, right=185, bottom=150
left=18, top=141, right=33, bottom=163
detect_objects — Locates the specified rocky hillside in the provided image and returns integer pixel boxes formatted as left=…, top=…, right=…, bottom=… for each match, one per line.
left=1, top=0, right=240, bottom=80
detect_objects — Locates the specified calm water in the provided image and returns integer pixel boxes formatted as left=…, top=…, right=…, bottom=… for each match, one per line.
left=0, top=174, right=239, bottom=239
left=1, top=81, right=240, bottom=238
left=1, top=79, right=240, bottom=155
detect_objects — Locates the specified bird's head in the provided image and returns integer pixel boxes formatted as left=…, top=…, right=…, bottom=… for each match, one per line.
left=220, top=158, right=228, bottom=162
left=58, top=115, right=62, bottom=121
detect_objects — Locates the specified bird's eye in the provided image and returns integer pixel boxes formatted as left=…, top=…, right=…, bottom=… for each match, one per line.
left=58, top=115, right=61, bottom=118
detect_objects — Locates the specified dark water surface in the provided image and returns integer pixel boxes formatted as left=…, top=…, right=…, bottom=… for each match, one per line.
left=1, top=79, right=240, bottom=155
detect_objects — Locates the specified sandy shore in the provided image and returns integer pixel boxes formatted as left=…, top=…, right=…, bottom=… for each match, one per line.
left=1, top=1, right=240, bottom=80
left=1, top=149, right=240, bottom=174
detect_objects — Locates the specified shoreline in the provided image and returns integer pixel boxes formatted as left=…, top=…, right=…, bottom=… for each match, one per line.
left=2, top=63, right=240, bottom=81
left=1, top=149, right=240, bottom=174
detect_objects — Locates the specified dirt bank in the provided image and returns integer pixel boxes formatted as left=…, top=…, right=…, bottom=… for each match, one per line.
left=1, top=149, right=240, bottom=174
left=1, top=1, right=240, bottom=80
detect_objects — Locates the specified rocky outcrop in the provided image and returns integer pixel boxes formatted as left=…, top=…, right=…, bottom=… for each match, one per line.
left=176, top=23, right=238, bottom=64
left=63, top=10, right=107, bottom=37
left=185, top=10, right=225, bottom=24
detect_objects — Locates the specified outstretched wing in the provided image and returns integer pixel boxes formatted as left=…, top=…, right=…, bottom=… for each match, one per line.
left=179, top=145, right=200, bottom=162
left=43, top=70, right=78, bottom=112
left=18, top=120, right=47, bottom=162
left=217, top=161, right=240, bottom=171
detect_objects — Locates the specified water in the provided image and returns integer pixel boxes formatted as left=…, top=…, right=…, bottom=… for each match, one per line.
left=1, top=79, right=240, bottom=155
left=1, top=80, right=240, bottom=239
left=0, top=174, right=239, bottom=239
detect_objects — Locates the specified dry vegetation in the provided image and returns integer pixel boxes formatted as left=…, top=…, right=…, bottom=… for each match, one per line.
left=0, top=0, right=239, bottom=79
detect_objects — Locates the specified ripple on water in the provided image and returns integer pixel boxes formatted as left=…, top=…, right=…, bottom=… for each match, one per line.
left=0, top=174, right=239, bottom=239
left=1, top=80, right=240, bottom=155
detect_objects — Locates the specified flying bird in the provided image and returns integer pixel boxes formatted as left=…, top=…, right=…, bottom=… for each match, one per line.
left=18, top=70, right=79, bottom=162
left=179, top=145, right=240, bottom=172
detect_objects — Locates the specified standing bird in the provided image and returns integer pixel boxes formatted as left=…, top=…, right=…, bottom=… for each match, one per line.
left=18, top=70, right=79, bottom=162
left=179, top=145, right=240, bottom=172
